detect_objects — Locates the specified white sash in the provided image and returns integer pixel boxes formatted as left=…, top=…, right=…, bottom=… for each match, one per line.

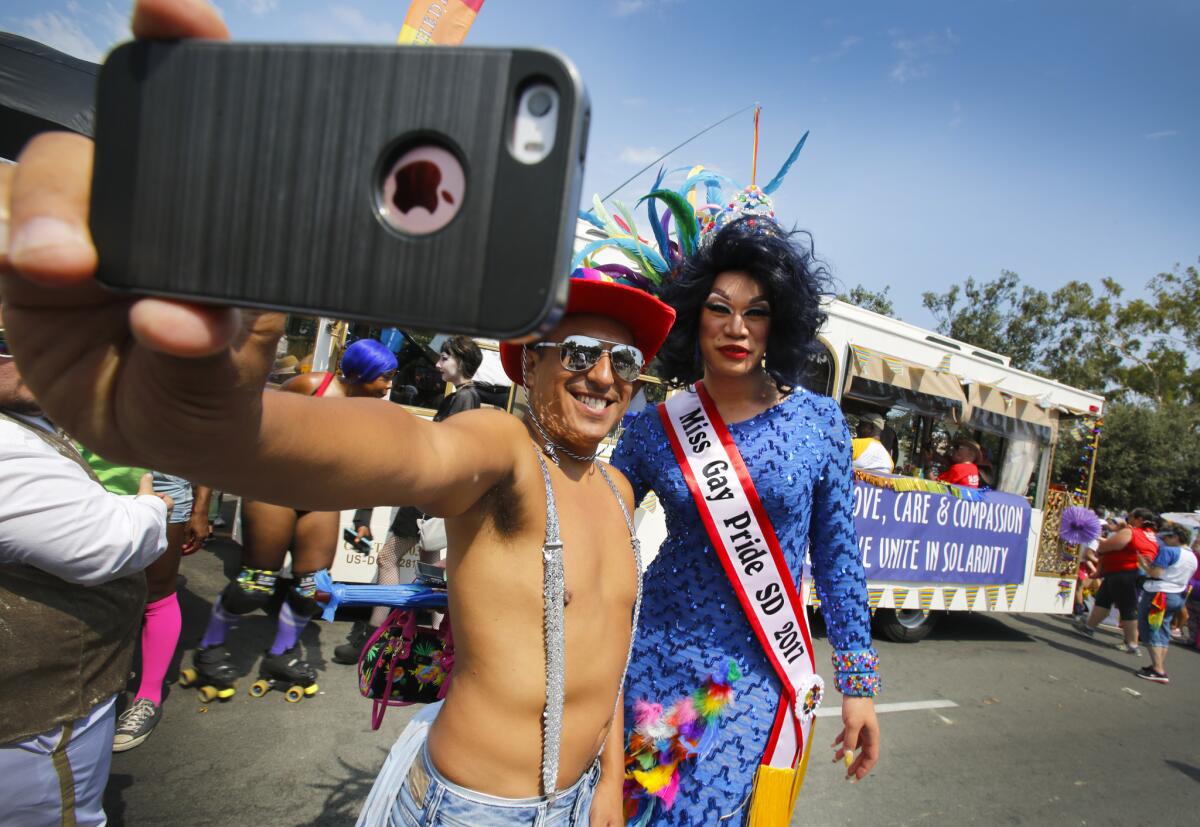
left=660, top=384, right=822, bottom=771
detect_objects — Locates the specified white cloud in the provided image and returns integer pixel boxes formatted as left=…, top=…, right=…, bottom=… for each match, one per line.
left=889, top=27, right=958, bottom=84
left=620, top=146, right=663, bottom=165
left=811, top=34, right=862, bottom=64
left=614, top=0, right=682, bottom=17
left=8, top=2, right=130, bottom=62
left=1145, top=130, right=1179, bottom=140
left=239, top=0, right=280, bottom=15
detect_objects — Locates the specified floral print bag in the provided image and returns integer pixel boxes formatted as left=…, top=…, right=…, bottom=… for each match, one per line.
left=358, top=608, right=454, bottom=730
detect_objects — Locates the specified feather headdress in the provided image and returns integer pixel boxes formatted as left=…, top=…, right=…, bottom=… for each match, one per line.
left=576, top=116, right=810, bottom=284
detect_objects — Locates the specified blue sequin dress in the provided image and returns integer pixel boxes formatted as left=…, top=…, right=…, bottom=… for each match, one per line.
left=612, top=388, right=878, bottom=825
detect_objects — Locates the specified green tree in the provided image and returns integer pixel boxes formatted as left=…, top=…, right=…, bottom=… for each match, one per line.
left=837, top=284, right=895, bottom=317
left=921, top=262, right=1200, bottom=406
left=922, top=260, right=1200, bottom=511
left=920, top=270, right=1052, bottom=370
left=1090, top=401, right=1200, bottom=512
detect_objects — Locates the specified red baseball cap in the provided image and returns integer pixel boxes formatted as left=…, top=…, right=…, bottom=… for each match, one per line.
left=499, top=274, right=676, bottom=386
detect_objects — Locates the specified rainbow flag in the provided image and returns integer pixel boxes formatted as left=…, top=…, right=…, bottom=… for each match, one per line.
left=1147, top=592, right=1168, bottom=628
left=398, top=0, right=485, bottom=45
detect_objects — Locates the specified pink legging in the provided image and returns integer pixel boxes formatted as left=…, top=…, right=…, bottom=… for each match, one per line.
left=136, top=593, right=182, bottom=706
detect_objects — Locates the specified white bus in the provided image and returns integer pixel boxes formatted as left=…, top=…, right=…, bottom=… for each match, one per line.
left=630, top=297, right=1104, bottom=641
left=319, top=221, right=1104, bottom=647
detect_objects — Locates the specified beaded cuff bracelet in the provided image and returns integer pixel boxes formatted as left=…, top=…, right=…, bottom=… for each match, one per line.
left=835, top=673, right=882, bottom=697
left=831, top=649, right=880, bottom=675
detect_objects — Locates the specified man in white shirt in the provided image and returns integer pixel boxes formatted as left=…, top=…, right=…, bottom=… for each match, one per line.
left=1135, top=524, right=1198, bottom=684
left=0, top=311, right=171, bottom=827
left=852, top=412, right=895, bottom=474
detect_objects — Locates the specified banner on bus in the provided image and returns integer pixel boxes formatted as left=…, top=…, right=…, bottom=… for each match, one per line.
left=852, top=482, right=1030, bottom=585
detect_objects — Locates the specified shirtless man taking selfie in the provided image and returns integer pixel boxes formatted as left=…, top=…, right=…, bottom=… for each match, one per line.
left=0, top=3, right=676, bottom=824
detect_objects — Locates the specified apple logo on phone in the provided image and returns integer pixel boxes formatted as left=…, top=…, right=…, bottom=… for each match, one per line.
left=379, top=145, right=465, bottom=236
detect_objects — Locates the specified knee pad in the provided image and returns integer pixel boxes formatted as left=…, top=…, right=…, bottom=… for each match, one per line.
left=221, top=567, right=278, bottom=615
left=285, top=570, right=326, bottom=618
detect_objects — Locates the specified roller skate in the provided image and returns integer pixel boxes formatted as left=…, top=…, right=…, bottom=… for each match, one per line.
left=179, top=645, right=239, bottom=702
left=248, top=647, right=319, bottom=703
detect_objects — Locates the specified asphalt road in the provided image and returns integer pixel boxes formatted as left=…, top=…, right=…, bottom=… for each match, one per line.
left=106, top=537, right=1200, bottom=826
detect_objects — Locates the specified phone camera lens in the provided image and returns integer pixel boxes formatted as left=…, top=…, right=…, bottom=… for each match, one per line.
left=527, top=90, right=553, bottom=117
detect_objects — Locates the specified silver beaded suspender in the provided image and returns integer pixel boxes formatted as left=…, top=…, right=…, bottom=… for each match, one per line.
left=535, top=449, right=567, bottom=798
left=533, top=451, right=643, bottom=798
left=596, top=463, right=644, bottom=739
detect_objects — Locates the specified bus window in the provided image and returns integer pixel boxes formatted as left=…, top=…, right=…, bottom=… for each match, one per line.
left=798, top=344, right=834, bottom=397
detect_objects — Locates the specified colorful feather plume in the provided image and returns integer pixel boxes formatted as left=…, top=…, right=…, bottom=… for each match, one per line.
left=571, top=237, right=669, bottom=281
left=623, top=660, right=742, bottom=821
left=761, top=131, right=809, bottom=195
left=638, top=188, right=699, bottom=256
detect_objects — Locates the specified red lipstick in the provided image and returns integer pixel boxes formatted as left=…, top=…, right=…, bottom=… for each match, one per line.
left=718, top=345, right=751, bottom=361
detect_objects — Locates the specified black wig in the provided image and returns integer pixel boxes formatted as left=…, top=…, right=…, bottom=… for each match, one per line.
left=653, top=217, right=831, bottom=388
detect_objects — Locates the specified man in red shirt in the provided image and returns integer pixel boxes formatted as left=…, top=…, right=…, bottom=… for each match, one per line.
left=938, top=439, right=981, bottom=488
left=1074, top=508, right=1159, bottom=653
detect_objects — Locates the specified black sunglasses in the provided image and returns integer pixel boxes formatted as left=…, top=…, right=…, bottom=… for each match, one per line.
left=531, top=335, right=644, bottom=383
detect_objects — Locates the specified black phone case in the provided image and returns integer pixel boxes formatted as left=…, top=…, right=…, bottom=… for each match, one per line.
left=91, top=42, right=589, bottom=338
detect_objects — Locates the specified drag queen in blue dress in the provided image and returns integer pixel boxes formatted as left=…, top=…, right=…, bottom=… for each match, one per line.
left=600, top=190, right=881, bottom=824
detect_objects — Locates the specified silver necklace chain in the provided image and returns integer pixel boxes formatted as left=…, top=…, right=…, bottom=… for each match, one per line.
left=521, top=345, right=600, bottom=467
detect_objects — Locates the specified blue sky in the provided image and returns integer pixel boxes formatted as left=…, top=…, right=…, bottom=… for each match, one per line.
left=7, top=0, right=1198, bottom=327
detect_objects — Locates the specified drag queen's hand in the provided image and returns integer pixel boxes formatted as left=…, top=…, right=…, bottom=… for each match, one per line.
left=0, top=0, right=283, bottom=474
left=833, top=696, right=880, bottom=781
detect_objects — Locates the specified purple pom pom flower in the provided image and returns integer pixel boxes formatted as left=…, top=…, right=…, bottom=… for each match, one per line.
left=1060, top=506, right=1102, bottom=545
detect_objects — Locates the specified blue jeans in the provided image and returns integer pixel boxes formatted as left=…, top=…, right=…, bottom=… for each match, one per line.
left=152, top=472, right=194, bottom=523
left=1138, top=589, right=1186, bottom=648
left=390, top=743, right=599, bottom=827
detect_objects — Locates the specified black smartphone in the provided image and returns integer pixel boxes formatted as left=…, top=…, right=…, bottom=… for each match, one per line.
left=343, top=528, right=372, bottom=555
left=415, top=561, right=448, bottom=587
left=90, top=41, right=589, bottom=338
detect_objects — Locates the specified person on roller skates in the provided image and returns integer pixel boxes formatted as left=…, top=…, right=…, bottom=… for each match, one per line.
left=190, top=338, right=398, bottom=701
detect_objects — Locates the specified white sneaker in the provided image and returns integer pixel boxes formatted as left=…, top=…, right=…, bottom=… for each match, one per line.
left=112, top=698, right=161, bottom=752
left=1114, top=642, right=1144, bottom=656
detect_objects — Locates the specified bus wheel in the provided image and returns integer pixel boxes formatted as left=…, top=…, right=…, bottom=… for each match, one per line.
left=875, top=609, right=939, bottom=643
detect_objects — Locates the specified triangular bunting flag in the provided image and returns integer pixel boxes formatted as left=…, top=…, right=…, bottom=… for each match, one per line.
left=984, top=585, right=1002, bottom=610
left=1004, top=584, right=1018, bottom=608
left=850, top=344, right=872, bottom=375
left=941, top=587, right=957, bottom=610
left=1001, top=392, right=1014, bottom=409
left=882, top=356, right=905, bottom=377
left=964, top=586, right=980, bottom=610
left=867, top=588, right=884, bottom=610
left=918, top=588, right=935, bottom=611
left=935, top=353, right=953, bottom=374
left=892, top=587, right=910, bottom=610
